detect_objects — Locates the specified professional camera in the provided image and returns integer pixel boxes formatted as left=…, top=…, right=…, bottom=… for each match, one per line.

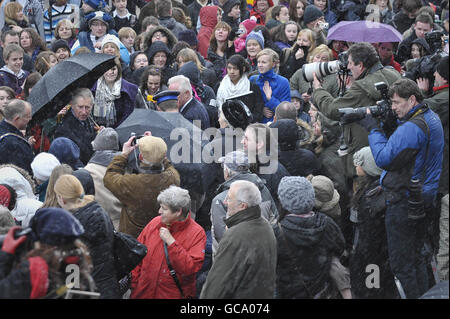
left=338, top=82, right=391, bottom=123
left=130, top=132, right=144, bottom=146
left=302, top=51, right=349, bottom=82
left=404, top=30, right=447, bottom=82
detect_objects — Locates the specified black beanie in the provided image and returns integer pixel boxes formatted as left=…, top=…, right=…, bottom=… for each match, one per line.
left=303, top=5, right=324, bottom=25
left=436, top=56, right=449, bottom=82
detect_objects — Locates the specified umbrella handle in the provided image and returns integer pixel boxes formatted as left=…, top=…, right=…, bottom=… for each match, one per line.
left=89, top=115, right=101, bottom=131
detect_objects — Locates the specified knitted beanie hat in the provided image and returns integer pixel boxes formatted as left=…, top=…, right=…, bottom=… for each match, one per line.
left=91, top=127, right=120, bottom=151
left=278, top=176, right=315, bottom=214
left=353, top=146, right=383, bottom=177
left=246, top=30, right=265, bottom=49
left=303, top=5, right=324, bottom=25
left=242, top=17, right=257, bottom=34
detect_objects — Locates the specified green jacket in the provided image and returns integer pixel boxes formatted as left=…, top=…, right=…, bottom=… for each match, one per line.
left=312, top=65, right=401, bottom=178
left=200, top=205, right=277, bottom=299
left=290, top=69, right=339, bottom=98
left=425, top=86, right=449, bottom=194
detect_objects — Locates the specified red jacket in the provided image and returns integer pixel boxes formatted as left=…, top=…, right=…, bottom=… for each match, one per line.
left=130, top=214, right=206, bottom=299
left=197, top=6, right=220, bottom=59
left=388, top=55, right=402, bottom=73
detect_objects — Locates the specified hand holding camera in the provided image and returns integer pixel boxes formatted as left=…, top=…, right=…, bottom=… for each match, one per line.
left=1, top=226, right=28, bottom=255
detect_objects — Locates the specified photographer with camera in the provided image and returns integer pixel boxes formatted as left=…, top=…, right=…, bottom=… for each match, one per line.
left=358, top=78, right=444, bottom=298
left=312, top=42, right=401, bottom=182
left=103, top=133, right=180, bottom=238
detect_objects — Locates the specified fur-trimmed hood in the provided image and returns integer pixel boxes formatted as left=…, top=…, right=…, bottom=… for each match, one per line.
left=142, top=26, right=178, bottom=52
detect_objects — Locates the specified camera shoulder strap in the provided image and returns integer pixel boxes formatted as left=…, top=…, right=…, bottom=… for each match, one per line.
left=163, top=242, right=185, bottom=298
left=408, top=111, right=430, bottom=182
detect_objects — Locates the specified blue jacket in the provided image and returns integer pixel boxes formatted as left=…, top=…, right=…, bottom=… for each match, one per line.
left=368, top=104, right=444, bottom=204
left=250, top=69, right=291, bottom=123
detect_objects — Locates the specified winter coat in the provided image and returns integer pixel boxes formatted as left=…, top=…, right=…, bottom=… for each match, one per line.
left=290, top=69, right=339, bottom=98
left=0, top=0, right=44, bottom=39
left=0, top=165, right=42, bottom=225
left=206, top=46, right=236, bottom=81
left=200, top=205, right=277, bottom=298
left=349, top=176, right=397, bottom=299
left=0, top=67, right=30, bottom=96
left=313, top=115, right=347, bottom=199
left=210, top=172, right=279, bottom=254
left=91, top=78, right=138, bottom=129
left=425, top=86, right=449, bottom=195
left=273, top=212, right=345, bottom=298
left=158, top=16, right=186, bottom=39
left=71, top=201, right=120, bottom=299
left=389, top=11, right=415, bottom=34
left=1, top=15, right=30, bottom=32
left=312, top=64, right=401, bottom=178
left=53, top=109, right=97, bottom=165
left=0, top=252, right=50, bottom=298
left=145, top=41, right=177, bottom=86
left=180, top=97, right=211, bottom=130
left=103, top=155, right=180, bottom=238
left=279, top=44, right=308, bottom=80
left=320, top=0, right=338, bottom=28
left=130, top=214, right=206, bottom=299
left=0, top=120, right=35, bottom=175
left=250, top=157, right=290, bottom=208
left=249, top=69, right=291, bottom=123
left=197, top=6, right=220, bottom=58
left=270, top=119, right=321, bottom=177
left=369, top=103, right=444, bottom=205
left=84, top=151, right=123, bottom=230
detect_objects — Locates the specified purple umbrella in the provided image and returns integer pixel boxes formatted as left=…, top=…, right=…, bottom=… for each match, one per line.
left=327, top=21, right=403, bottom=43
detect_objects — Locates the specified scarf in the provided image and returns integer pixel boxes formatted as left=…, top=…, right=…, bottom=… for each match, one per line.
left=93, top=77, right=122, bottom=127
left=216, top=74, right=251, bottom=108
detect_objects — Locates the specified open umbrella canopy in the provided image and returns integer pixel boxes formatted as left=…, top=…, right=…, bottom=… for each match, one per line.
left=28, top=53, right=116, bottom=124
left=327, top=21, right=403, bottom=43
left=116, top=109, right=217, bottom=194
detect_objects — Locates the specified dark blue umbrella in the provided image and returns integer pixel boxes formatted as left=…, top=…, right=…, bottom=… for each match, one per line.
left=28, top=53, right=116, bottom=124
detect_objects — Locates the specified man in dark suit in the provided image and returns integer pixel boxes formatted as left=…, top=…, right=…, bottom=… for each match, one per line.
left=54, top=88, right=98, bottom=165
left=167, top=75, right=210, bottom=130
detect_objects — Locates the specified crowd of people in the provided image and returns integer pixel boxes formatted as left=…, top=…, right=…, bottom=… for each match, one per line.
left=0, top=0, right=449, bottom=300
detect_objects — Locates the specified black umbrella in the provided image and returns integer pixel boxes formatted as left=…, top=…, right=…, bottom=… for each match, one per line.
left=116, top=109, right=217, bottom=194
left=28, top=53, right=116, bottom=124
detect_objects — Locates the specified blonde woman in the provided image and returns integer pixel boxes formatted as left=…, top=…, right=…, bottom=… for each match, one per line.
left=54, top=19, right=77, bottom=48
left=2, top=2, right=30, bottom=33
left=54, top=174, right=120, bottom=298
left=41, top=164, right=74, bottom=208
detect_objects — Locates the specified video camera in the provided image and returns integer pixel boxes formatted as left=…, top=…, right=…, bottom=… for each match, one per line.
left=404, top=30, right=447, bottom=83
